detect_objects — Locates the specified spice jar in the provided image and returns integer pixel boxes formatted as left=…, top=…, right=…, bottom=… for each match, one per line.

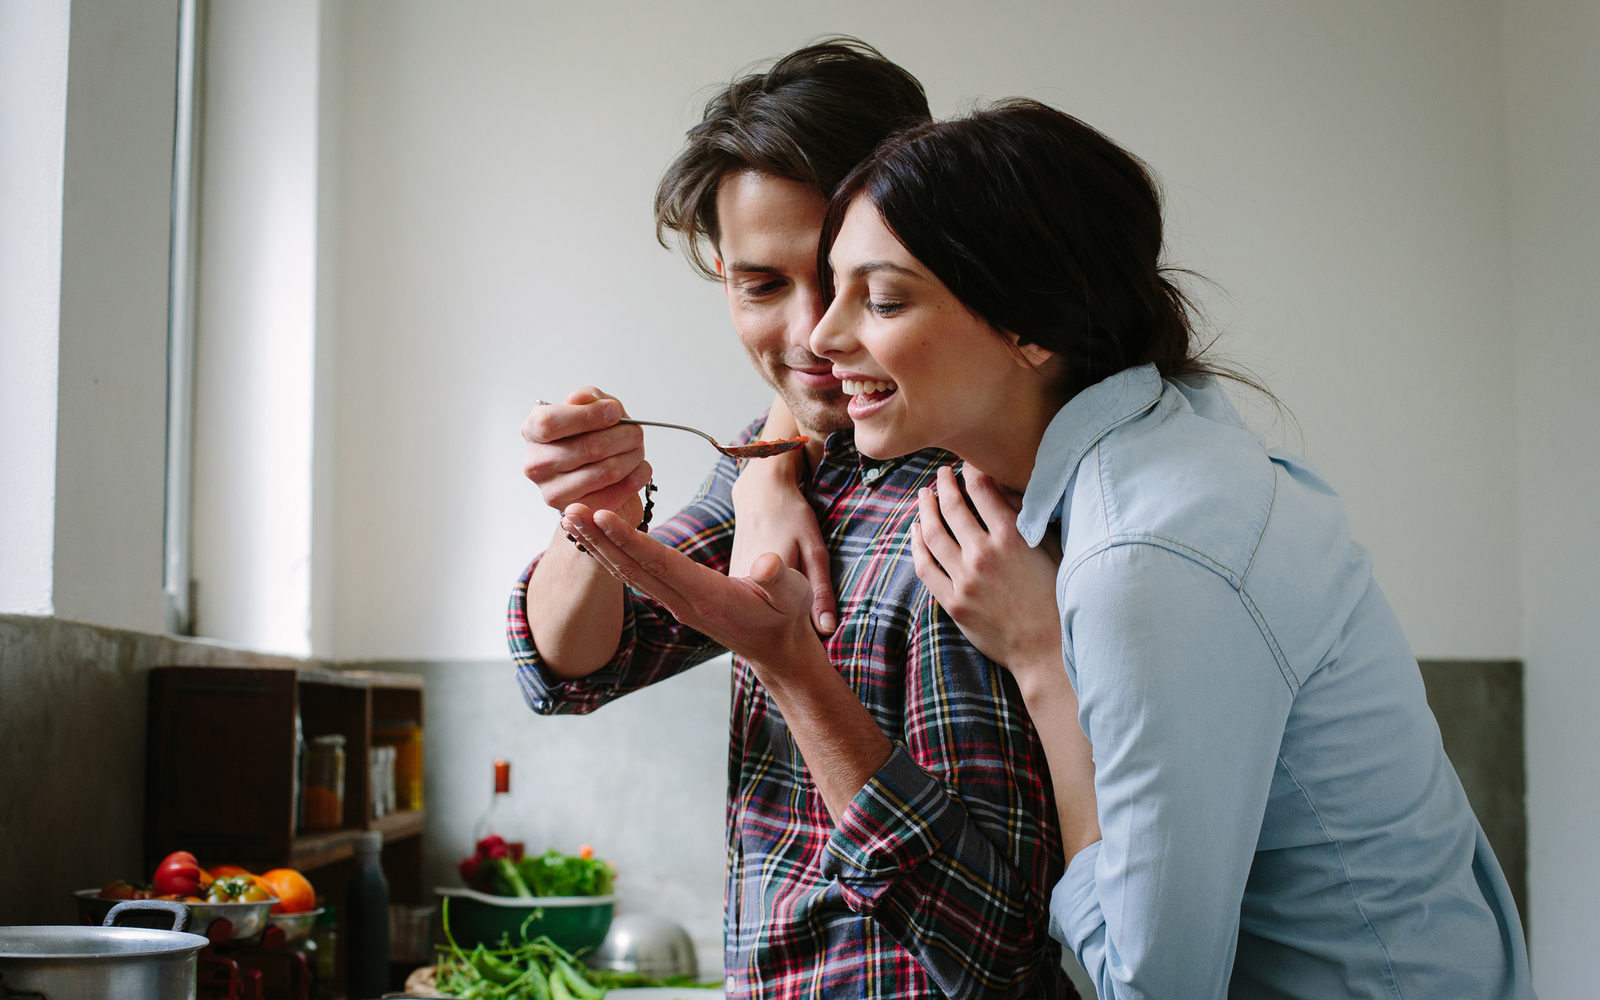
left=303, top=734, right=346, bottom=831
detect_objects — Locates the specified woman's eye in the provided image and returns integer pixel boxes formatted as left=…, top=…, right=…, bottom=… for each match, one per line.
left=868, top=299, right=905, bottom=317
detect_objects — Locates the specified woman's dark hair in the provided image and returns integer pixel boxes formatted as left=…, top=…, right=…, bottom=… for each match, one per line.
left=655, top=37, right=931, bottom=280
left=820, top=99, right=1244, bottom=396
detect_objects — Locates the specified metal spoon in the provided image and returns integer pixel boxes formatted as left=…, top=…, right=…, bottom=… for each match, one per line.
left=619, top=419, right=808, bottom=459
left=534, top=401, right=807, bottom=460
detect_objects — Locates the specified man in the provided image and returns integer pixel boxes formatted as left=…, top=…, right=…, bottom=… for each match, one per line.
left=511, top=40, right=1073, bottom=999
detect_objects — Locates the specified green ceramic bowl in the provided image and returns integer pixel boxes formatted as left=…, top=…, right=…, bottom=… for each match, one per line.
left=434, top=887, right=614, bottom=955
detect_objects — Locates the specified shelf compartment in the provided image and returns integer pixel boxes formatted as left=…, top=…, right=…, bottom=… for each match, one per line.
left=289, top=810, right=425, bottom=870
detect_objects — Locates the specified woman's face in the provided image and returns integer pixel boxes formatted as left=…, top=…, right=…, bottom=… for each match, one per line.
left=810, top=197, right=1049, bottom=464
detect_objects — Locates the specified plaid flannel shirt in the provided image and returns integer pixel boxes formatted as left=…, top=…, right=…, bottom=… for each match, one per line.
left=508, top=422, right=1073, bottom=999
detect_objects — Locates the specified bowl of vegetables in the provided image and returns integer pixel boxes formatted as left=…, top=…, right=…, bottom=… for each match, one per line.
left=75, top=852, right=317, bottom=946
left=435, top=839, right=615, bottom=954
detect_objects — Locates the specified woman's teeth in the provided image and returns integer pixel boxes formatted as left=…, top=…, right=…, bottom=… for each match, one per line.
left=842, top=378, right=897, bottom=397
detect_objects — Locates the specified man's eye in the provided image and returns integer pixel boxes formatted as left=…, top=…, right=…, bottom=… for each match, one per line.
left=868, top=299, right=905, bottom=317
left=743, top=279, right=785, bottom=297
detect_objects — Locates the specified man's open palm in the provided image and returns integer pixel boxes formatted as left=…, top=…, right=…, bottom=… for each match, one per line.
left=560, top=504, right=820, bottom=668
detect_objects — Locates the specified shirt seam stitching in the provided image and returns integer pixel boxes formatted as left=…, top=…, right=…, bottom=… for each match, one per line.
left=1275, top=753, right=1406, bottom=999
left=1240, top=457, right=1278, bottom=582
left=1237, top=586, right=1300, bottom=691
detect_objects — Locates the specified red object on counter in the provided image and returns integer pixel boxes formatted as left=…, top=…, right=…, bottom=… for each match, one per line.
left=153, top=850, right=209, bottom=897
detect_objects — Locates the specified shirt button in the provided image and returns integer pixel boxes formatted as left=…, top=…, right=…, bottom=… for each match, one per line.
left=726, top=975, right=736, bottom=992
left=862, top=466, right=883, bottom=483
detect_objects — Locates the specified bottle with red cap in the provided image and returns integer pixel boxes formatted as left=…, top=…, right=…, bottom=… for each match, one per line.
left=472, top=758, right=525, bottom=860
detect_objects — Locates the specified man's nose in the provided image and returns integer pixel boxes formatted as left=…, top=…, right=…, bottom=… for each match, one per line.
left=791, top=282, right=827, bottom=347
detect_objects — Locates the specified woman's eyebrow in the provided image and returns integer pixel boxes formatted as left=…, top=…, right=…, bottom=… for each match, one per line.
left=850, top=260, right=924, bottom=281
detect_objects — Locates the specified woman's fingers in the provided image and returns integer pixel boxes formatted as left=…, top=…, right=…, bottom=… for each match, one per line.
left=911, top=523, right=956, bottom=607
left=933, top=465, right=987, bottom=547
left=916, top=486, right=964, bottom=570
left=961, top=465, right=1021, bottom=539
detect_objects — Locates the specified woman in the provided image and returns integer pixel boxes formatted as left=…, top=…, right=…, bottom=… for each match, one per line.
left=566, top=100, right=1533, bottom=997
left=742, top=99, right=1533, bottom=998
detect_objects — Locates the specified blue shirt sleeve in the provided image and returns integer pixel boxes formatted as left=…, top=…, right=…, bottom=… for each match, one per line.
left=1051, top=542, right=1294, bottom=999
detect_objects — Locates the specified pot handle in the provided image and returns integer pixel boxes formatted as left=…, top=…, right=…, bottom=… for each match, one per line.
left=104, top=899, right=190, bottom=933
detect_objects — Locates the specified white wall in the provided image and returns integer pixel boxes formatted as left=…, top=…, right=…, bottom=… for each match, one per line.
left=190, top=0, right=331, bottom=655
left=329, top=0, right=1521, bottom=663
left=0, top=0, right=70, bottom=617
left=0, top=0, right=178, bottom=634
left=1504, top=1, right=1600, bottom=994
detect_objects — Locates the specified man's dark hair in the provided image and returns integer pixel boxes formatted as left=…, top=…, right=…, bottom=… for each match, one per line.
left=654, top=37, right=930, bottom=280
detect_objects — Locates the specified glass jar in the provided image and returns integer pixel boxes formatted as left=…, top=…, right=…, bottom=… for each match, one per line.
left=373, top=722, right=424, bottom=812
left=303, top=734, right=346, bottom=831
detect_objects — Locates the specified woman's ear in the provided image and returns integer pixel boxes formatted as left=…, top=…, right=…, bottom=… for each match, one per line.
left=1005, top=332, right=1056, bottom=371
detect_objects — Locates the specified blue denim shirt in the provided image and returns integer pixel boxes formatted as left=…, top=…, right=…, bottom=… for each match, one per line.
left=1018, top=365, right=1533, bottom=999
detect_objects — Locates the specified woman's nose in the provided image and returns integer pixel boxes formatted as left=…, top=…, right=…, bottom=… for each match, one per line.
left=810, top=296, right=851, bottom=358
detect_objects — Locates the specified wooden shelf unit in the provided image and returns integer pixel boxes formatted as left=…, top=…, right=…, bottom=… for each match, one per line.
left=144, top=665, right=426, bottom=997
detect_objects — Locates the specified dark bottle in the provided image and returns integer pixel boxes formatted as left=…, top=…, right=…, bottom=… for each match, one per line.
left=307, top=902, right=337, bottom=1000
left=345, top=831, right=391, bottom=999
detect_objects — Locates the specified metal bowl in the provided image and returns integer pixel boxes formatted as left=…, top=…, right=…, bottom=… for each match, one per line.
left=265, top=906, right=324, bottom=944
left=74, top=889, right=278, bottom=945
left=586, top=913, right=697, bottom=980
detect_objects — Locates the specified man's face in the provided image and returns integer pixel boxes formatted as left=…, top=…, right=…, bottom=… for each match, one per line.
left=714, top=171, right=850, bottom=437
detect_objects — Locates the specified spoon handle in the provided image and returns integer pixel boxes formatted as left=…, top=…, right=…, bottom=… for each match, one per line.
left=616, top=417, right=728, bottom=452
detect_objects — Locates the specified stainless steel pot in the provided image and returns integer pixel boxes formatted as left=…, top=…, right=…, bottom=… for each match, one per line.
left=0, top=900, right=209, bottom=999
left=586, top=913, right=698, bottom=980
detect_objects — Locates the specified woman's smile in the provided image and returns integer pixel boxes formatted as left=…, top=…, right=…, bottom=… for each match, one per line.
left=838, top=375, right=900, bottom=420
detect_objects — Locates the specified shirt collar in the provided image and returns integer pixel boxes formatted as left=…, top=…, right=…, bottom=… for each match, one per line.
left=817, top=428, right=910, bottom=486
left=1017, top=364, right=1166, bottom=546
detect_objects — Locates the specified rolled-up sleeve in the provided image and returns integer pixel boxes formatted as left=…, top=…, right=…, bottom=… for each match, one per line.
left=816, top=590, right=1064, bottom=998
left=1053, top=543, right=1292, bottom=999
left=822, top=745, right=971, bottom=911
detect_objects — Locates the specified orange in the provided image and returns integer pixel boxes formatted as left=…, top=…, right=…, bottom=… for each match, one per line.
left=259, top=868, right=316, bottom=914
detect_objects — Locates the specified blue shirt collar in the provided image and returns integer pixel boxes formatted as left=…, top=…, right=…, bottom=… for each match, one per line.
left=1017, top=364, right=1166, bottom=546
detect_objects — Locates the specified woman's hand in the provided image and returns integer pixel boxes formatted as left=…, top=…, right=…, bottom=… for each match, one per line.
left=911, top=465, right=1064, bottom=688
left=731, top=394, right=838, bottom=634
left=913, top=465, right=1100, bottom=862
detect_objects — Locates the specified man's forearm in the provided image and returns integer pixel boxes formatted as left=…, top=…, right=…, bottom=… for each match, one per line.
left=526, top=527, right=627, bottom=679
left=749, top=642, right=894, bottom=823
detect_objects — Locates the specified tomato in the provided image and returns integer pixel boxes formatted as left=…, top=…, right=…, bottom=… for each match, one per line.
left=259, top=869, right=315, bottom=913
left=99, top=880, right=151, bottom=900
left=152, top=851, right=212, bottom=897
left=206, top=875, right=272, bottom=903
left=207, top=865, right=252, bottom=880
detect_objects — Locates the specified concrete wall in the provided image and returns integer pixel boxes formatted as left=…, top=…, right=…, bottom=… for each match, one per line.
left=0, top=614, right=314, bottom=927
left=1504, top=1, right=1600, bottom=993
